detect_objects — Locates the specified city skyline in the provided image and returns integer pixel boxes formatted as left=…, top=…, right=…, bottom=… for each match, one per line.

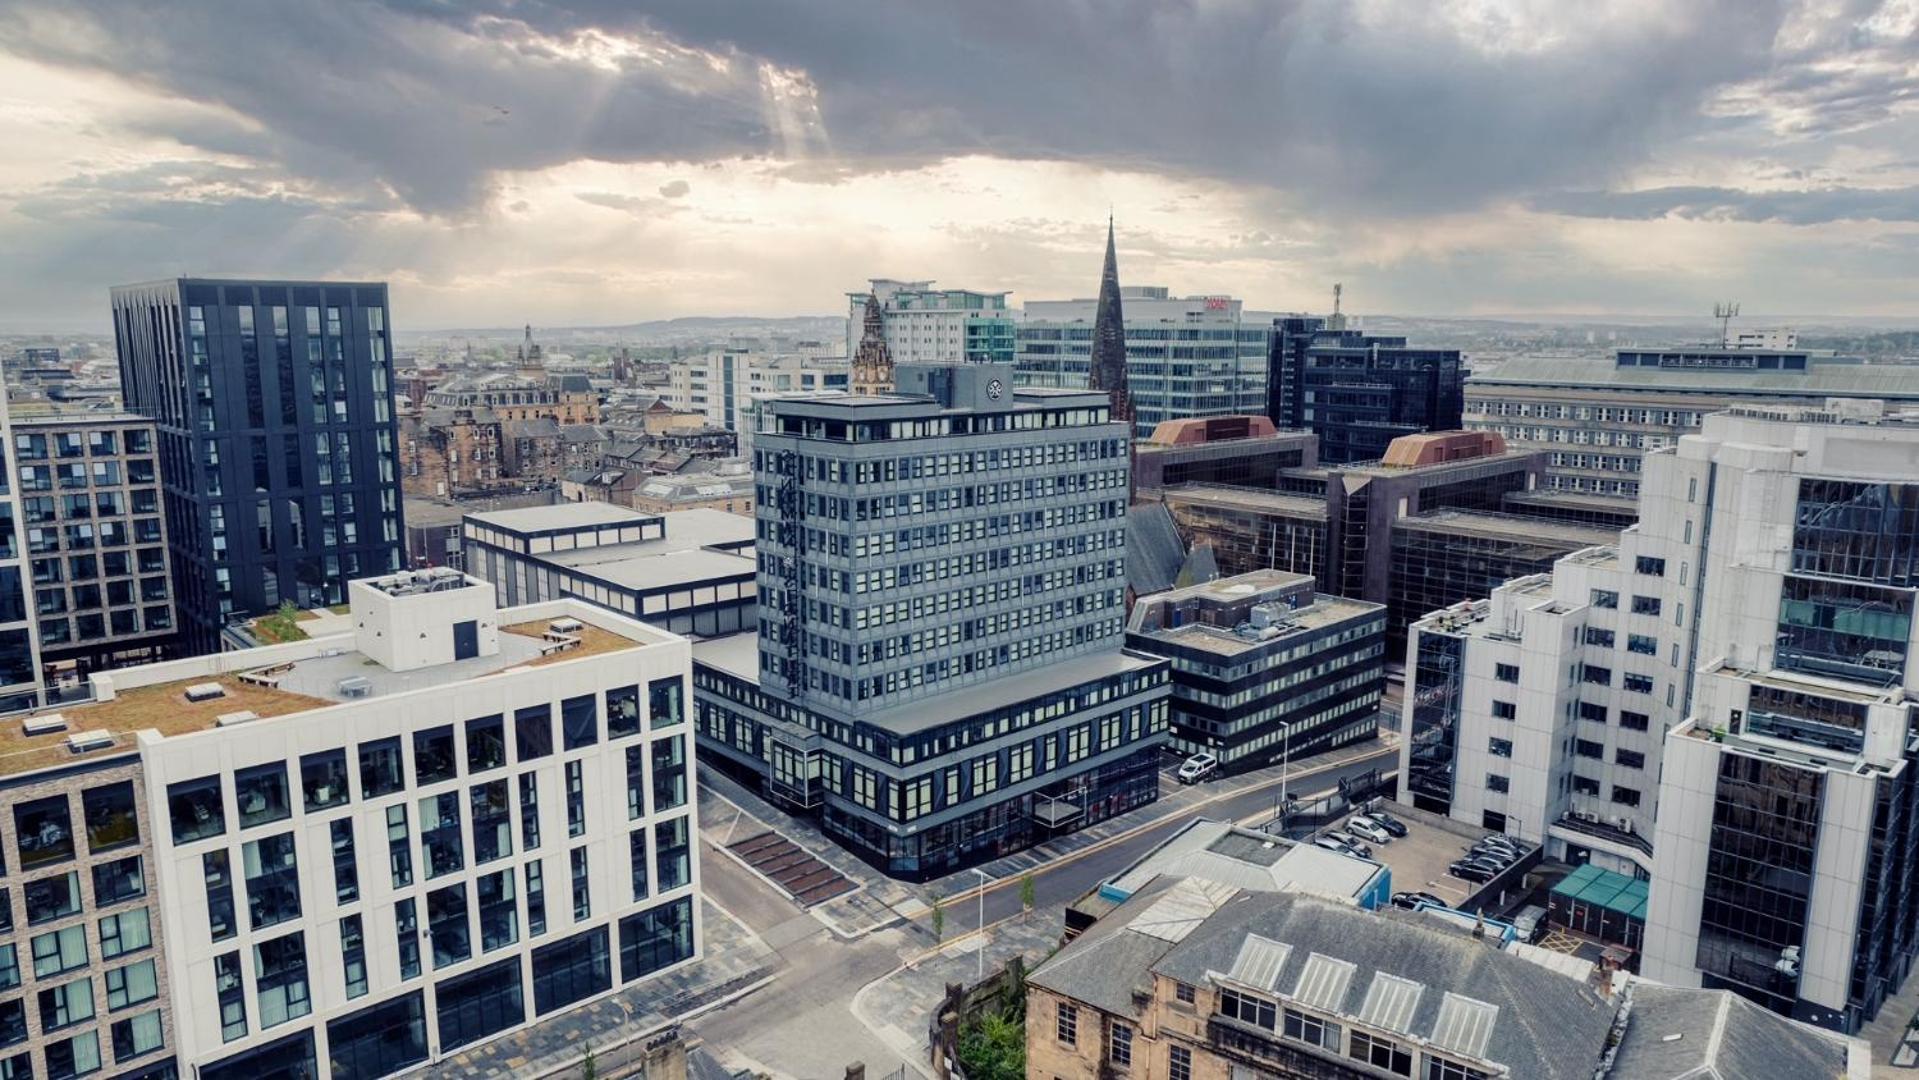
left=0, top=2, right=1917, bottom=330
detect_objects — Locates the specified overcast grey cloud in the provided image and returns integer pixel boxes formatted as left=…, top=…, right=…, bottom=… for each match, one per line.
left=0, top=0, right=1916, bottom=325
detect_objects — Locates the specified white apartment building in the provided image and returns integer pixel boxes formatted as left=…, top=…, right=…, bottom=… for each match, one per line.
left=666, top=347, right=849, bottom=439
left=0, top=567, right=699, bottom=1079
left=842, top=279, right=1015, bottom=366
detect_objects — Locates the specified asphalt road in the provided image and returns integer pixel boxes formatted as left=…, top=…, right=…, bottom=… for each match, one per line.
left=928, top=742, right=1399, bottom=947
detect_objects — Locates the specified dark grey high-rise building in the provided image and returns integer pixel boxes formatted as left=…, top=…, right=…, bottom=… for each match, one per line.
left=1268, top=321, right=1466, bottom=464
left=110, top=278, right=405, bottom=651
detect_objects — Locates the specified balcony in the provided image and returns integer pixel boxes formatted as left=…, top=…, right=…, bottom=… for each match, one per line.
left=1553, top=810, right=1652, bottom=857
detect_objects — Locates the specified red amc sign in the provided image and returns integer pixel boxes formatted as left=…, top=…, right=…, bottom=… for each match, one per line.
left=1204, top=296, right=1230, bottom=311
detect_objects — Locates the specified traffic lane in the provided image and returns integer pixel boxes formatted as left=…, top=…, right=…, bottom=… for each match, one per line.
left=952, top=744, right=1399, bottom=932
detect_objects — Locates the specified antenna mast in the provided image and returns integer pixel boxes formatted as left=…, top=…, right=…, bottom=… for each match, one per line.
left=1713, top=301, right=1740, bottom=348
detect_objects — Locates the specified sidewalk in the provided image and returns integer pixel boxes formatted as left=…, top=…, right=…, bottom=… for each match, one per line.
left=696, top=733, right=1398, bottom=930
left=1863, top=957, right=1919, bottom=1070
left=419, top=898, right=779, bottom=1079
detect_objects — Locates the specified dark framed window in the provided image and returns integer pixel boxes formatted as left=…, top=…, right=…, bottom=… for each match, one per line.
left=31, top=925, right=88, bottom=978
left=1617, top=749, right=1646, bottom=769
left=15, top=794, right=74, bottom=870
left=0, top=999, right=21, bottom=1048
left=654, top=817, right=690, bottom=893
left=1590, top=589, right=1618, bottom=609
left=42, top=1030, right=101, bottom=1079
left=619, top=897, right=694, bottom=984
left=234, top=762, right=292, bottom=829
left=629, top=830, right=649, bottom=902
left=331, top=819, right=359, bottom=903
left=1350, top=1030, right=1412, bottom=1076
left=571, top=847, right=590, bottom=920
left=327, top=992, right=427, bottom=1080
left=91, top=855, right=144, bottom=905
left=1623, top=673, right=1654, bottom=694
left=413, top=726, right=456, bottom=786
left=653, top=735, right=687, bottom=813
left=566, top=761, right=586, bottom=838
left=243, top=832, right=302, bottom=930
left=561, top=694, right=598, bottom=750
left=1635, top=556, right=1666, bottom=576
left=1620, top=710, right=1650, bottom=731
left=531, top=926, right=611, bottom=1016
left=200, top=1030, right=314, bottom=1080
left=205, top=851, right=236, bottom=940
left=341, top=916, right=367, bottom=1000
left=1572, top=775, right=1601, bottom=796
left=1575, top=739, right=1605, bottom=759
left=1630, top=595, right=1661, bottom=616
left=24, top=871, right=81, bottom=925
left=1219, top=988, right=1277, bottom=1030
left=515, top=705, right=553, bottom=762
left=1488, top=737, right=1513, bottom=758
left=1493, top=663, right=1519, bottom=684
left=428, top=883, right=471, bottom=969
left=477, top=870, right=518, bottom=953
left=526, top=860, right=547, bottom=938
left=607, top=685, right=641, bottom=739
left=38, top=975, right=95, bottom=1031
left=1612, top=786, right=1642, bottom=807
left=649, top=677, right=683, bottom=728
left=520, top=772, right=542, bottom=851
left=395, top=899, right=420, bottom=981
left=99, top=908, right=151, bottom=959
left=1486, top=773, right=1510, bottom=794
left=435, top=958, right=523, bottom=1051
left=1491, top=700, right=1517, bottom=720
left=466, top=715, right=506, bottom=773
left=300, top=749, right=350, bottom=811
left=81, top=782, right=139, bottom=852
left=359, top=737, right=406, bottom=797
left=471, top=781, right=512, bottom=865
left=419, top=792, right=464, bottom=879
left=104, top=958, right=159, bottom=1010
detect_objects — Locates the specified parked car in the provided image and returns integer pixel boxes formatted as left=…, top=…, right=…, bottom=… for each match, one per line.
left=1346, top=818, right=1393, bottom=845
left=1361, top=811, right=1409, bottom=838
left=1462, top=852, right=1511, bottom=872
left=1324, top=831, right=1373, bottom=858
left=1176, top=752, right=1219, bottom=784
left=1449, top=861, right=1496, bottom=883
left=1510, top=904, right=1549, bottom=943
left=1408, top=891, right=1447, bottom=908
left=1475, top=835, right=1525, bottom=855
left=1316, top=838, right=1359, bottom=856
left=1468, top=844, right=1516, bottom=865
left=1391, top=891, right=1448, bottom=911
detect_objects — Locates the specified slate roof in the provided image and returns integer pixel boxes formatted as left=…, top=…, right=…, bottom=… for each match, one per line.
left=1127, top=503, right=1190, bottom=595
left=1606, top=982, right=1859, bottom=1080
left=503, top=417, right=562, bottom=440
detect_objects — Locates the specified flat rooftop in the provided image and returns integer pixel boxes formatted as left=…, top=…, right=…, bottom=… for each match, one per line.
left=466, top=501, right=655, bottom=533
left=1394, top=510, right=1617, bottom=549
left=1161, top=485, right=1329, bottom=519
left=1103, top=818, right=1381, bottom=901
left=693, top=634, right=1163, bottom=735
left=1472, top=354, right=1919, bottom=398
left=0, top=620, right=642, bottom=779
left=1137, top=598, right=1382, bottom=657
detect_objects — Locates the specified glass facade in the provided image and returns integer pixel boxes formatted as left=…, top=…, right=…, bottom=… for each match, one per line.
left=1405, top=629, right=1465, bottom=815
left=1695, top=754, right=1821, bottom=1013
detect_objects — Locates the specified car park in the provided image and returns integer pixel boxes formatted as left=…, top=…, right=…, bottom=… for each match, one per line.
left=1361, top=811, right=1408, bottom=838
left=1324, top=831, right=1373, bottom=859
left=1176, top=752, right=1219, bottom=784
left=1347, top=818, right=1393, bottom=845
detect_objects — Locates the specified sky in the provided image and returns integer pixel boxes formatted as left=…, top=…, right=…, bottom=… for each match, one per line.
left=1, top=0, right=1917, bottom=331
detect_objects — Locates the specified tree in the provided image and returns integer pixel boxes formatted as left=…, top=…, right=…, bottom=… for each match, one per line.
left=930, top=892, right=946, bottom=945
left=956, top=1006, right=1025, bottom=1080
left=579, top=1046, right=597, bottom=1080
left=1019, top=874, right=1036, bottom=921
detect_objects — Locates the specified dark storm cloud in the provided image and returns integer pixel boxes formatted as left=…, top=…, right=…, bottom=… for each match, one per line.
left=1536, top=185, right=1919, bottom=224
left=0, top=0, right=1837, bottom=218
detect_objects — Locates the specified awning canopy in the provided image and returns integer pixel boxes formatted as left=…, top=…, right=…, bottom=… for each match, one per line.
left=1551, top=863, right=1648, bottom=921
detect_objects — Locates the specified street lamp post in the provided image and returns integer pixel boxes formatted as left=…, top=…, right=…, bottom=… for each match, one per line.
left=974, top=868, right=990, bottom=982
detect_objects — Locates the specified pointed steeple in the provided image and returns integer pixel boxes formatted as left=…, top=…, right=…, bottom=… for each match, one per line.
left=852, top=292, right=894, bottom=395
left=1089, top=215, right=1130, bottom=427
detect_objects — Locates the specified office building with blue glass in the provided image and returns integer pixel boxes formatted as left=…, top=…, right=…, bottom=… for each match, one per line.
left=1268, top=318, right=1466, bottom=465
left=110, top=279, right=406, bottom=653
left=693, top=363, right=1172, bottom=879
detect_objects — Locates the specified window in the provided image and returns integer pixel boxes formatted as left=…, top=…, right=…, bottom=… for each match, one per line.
left=1486, top=773, right=1510, bottom=794
left=205, top=850, right=236, bottom=940
left=340, top=916, right=368, bottom=1000
left=1168, top=1045, right=1192, bottom=1080
left=571, top=847, right=591, bottom=920
left=472, top=781, right=513, bottom=865
left=1174, top=981, right=1196, bottom=1005
left=566, top=761, right=586, bottom=838
left=1583, top=627, right=1615, bottom=648
left=419, top=792, right=464, bottom=878
left=1631, top=595, right=1662, bottom=616
left=414, top=726, right=456, bottom=786
left=243, top=832, right=301, bottom=929
left=1590, top=589, right=1618, bottom=609
left=43, top=1030, right=100, bottom=1080
left=629, top=831, right=649, bottom=901
left=1219, top=988, right=1277, bottom=1030
left=0, top=944, right=15, bottom=991
left=1490, top=700, right=1516, bottom=720
left=1494, top=663, right=1519, bottom=684
left=655, top=817, right=691, bottom=892
left=81, top=782, right=138, bottom=852
left=1055, top=1002, right=1078, bottom=1045
left=395, top=899, right=421, bottom=981
left=1426, top=1055, right=1493, bottom=1080
left=326, top=992, right=427, bottom=1080
left=1623, top=673, right=1654, bottom=694
left=331, top=819, right=359, bottom=903
left=1109, top=1022, right=1133, bottom=1068
left=562, top=694, right=598, bottom=750
left=428, top=884, right=471, bottom=969
left=15, top=794, right=74, bottom=869
left=607, top=685, right=641, bottom=739
left=618, top=897, right=693, bottom=983
left=235, top=762, right=291, bottom=828
left=1283, top=1007, right=1342, bottom=1050
left=1583, top=665, right=1612, bottom=686
left=1575, top=739, right=1605, bottom=760
left=649, top=677, right=683, bottom=728
left=625, top=746, right=647, bottom=820
left=466, top=715, right=506, bottom=773
left=436, top=958, right=524, bottom=1051
left=359, top=737, right=405, bottom=797
left=386, top=804, right=413, bottom=887
left=1488, top=737, right=1513, bottom=758
left=526, top=860, right=548, bottom=938
left=1635, top=556, right=1666, bottom=576
left=0, top=1000, right=20, bottom=1049
left=1572, top=775, right=1601, bottom=796
left=1617, top=749, right=1646, bottom=769
left=531, top=926, right=611, bottom=1016
left=32, top=925, right=88, bottom=977
left=255, top=932, right=311, bottom=1028
left=520, top=772, right=542, bottom=851
left=301, top=749, right=350, bottom=811
left=1620, top=710, right=1650, bottom=732
left=515, top=705, right=553, bottom=761
left=1613, top=786, right=1642, bottom=807
left=105, top=958, right=158, bottom=1010
left=99, top=908, right=151, bottom=959
left=25, top=871, right=82, bottom=924
left=1350, top=1031, right=1412, bottom=1076
left=39, top=976, right=95, bottom=1031
left=201, top=1030, right=314, bottom=1080
left=1627, top=633, right=1659, bottom=656
left=91, top=855, right=144, bottom=905
left=653, top=735, right=687, bottom=813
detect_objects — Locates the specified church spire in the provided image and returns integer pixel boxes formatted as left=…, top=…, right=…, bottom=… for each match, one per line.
left=852, top=291, right=894, bottom=395
left=1089, top=214, right=1131, bottom=426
